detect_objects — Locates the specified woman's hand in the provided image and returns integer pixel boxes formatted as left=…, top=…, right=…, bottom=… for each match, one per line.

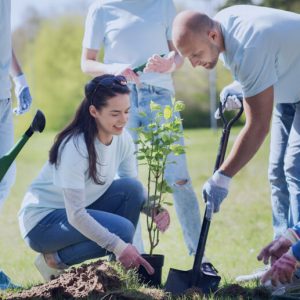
left=117, top=244, right=154, bottom=274
left=154, top=209, right=170, bottom=233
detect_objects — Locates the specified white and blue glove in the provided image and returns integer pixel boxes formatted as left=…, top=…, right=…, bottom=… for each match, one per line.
left=202, top=170, right=231, bottom=213
left=13, top=74, right=32, bottom=115
left=215, top=80, right=243, bottom=119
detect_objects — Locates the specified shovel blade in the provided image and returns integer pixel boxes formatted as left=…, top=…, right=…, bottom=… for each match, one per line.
left=164, top=268, right=221, bottom=296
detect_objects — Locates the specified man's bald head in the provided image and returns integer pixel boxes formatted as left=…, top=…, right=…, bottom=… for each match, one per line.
left=172, top=10, right=223, bottom=69
left=173, top=10, right=214, bottom=52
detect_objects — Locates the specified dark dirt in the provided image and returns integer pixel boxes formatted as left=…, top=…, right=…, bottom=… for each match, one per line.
left=3, top=260, right=165, bottom=300
left=215, top=283, right=271, bottom=299
left=2, top=262, right=272, bottom=300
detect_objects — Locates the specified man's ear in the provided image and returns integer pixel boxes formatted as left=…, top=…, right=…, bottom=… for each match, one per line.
left=89, top=105, right=97, bottom=118
left=208, top=29, right=218, bottom=42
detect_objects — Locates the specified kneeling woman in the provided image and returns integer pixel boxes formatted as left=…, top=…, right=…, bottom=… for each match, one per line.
left=18, top=75, right=154, bottom=281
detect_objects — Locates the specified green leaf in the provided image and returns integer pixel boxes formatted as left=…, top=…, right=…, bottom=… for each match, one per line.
left=139, top=111, right=147, bottom=118
left=164, top=105, right=172, bottom=120
left=150, top=100, right=161, bottom=111
left=174, top=101, right=186, bottom=112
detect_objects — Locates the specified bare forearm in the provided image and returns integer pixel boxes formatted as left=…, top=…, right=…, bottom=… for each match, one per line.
left=220, top=123, right=269, bottom=177
left=81, top=58, right=108, bottom=77
left=10, top=50, right=23, bottom=77
left=220, top=86, right=274, bottom=177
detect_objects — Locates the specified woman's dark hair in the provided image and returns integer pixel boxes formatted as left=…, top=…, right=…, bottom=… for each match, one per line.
left=49, top=74, right=130, bottom=184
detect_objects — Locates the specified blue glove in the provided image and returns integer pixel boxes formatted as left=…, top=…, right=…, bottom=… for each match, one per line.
left=202, top=170, right=231, bottom=213
left=13, top=74, right=32, bottom=115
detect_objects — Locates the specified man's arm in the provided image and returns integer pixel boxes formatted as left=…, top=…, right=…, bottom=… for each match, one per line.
left=81, top=48, right=139, bottom=83
left=220, top=86, right=274, bottom=177
left=10, top=49, right=23, bottom=77
left=81, top=48, right=106, bottom=76
left=10, top=49, right=32, bottom=115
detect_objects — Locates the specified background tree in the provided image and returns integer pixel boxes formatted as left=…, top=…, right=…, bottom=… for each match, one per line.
left=221, top=0, right=300, bottom=12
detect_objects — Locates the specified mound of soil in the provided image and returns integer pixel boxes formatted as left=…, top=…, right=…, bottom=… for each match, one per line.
left=215, top=283, right=271, bottom=299
left=5, top=260, right=122, bottom=300
left=4, top=260, right=166, bottom=300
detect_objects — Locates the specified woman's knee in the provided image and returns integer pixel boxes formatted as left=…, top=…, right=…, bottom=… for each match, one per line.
left=118, top=219, right=135, bottom=243
left=124, top=178, right=146, bottom=208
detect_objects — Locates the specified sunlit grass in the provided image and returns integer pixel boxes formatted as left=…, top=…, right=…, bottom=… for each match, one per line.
left=0, top=126, right=272, bottom=294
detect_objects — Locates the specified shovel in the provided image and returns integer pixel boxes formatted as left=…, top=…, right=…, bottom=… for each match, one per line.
left=0, top=109, right=46, bottom=182
left=164, top=97, right=244, bottom=296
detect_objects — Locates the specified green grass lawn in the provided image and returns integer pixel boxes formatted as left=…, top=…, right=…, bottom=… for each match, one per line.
left=0, top=126, right=272, bottom=289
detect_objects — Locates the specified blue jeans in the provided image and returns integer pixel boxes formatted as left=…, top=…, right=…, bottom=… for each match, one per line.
left=268, top=102, right=300, bottom=239
left=0, top=98, right=16, bottom=210
left=24, top=178, right=145, bottom=266
left=0, top=270, right=20, bottom=290
left=127, top=83, right=201, bottom=255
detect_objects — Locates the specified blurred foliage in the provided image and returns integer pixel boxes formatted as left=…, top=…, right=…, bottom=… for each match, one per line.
left=12, top=9, right=234, bottom=131
left=13, top=13, right=89, bottom=131
left=221, top=0, right=300, bottom=12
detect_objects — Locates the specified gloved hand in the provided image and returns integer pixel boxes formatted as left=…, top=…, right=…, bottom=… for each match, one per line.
left=261, top=250, right=298, bottom=286
left=215, top=80, right=243, bottom=119
left=117, top=244, right=154, bottom=274
left=13, top=74, right=32, bottom=115
left=144, top=51, right=176, bottom=73
left=154, top=209, right=170, bottom=233
left=202, top=170, right=231, bottom=213
left=258, top=228, right=299, bottom=265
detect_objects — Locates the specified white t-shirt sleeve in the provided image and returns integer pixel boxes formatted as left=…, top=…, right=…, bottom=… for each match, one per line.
left=118, top=132, right=137, bottom=178
left=53, top=139, right=87, bottom=189
left=82, top=2, right=104, bottom=50
left=237, top=47, right=278, bottom=98
left=165, top=0, right=177, bottom=40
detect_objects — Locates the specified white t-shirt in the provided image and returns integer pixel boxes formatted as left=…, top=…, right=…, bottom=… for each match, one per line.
left=0, top=0, right=12, bottom=99
left=18, top=130, right=137, bottom=238
left=82, top=0, right=176, bottom=92
left=215, top=5, right=300, bottom=103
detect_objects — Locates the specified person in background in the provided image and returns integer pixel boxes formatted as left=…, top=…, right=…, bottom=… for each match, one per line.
left=0, top=0, right=32, bottom=290
left=172, top=5, right=300, bottom=284
left=18, top=75, right=172, bottom=282
left=81, top=0, right=218, bottom=277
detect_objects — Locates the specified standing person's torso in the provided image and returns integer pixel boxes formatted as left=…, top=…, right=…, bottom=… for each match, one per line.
left=215, top=5, right=300, bottom=103
left=18, top=130, right=137, bottom=238
left=82, top=0, right=176, bottom=91
left=0, top=0, right=12, bottom=99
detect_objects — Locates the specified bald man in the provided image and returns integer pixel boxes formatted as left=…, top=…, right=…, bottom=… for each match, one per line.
left=173, top=5, right=300, bottom=286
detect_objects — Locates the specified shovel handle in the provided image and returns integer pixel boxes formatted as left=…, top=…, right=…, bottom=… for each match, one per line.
left=191, top=97, right=243, bottom=285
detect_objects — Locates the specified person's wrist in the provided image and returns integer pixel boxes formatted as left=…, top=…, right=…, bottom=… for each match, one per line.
left=113, top=239, right=129, bottom=258
left=13, top=73, right=27, bottom=88
left=287, top=247, right=300, bottom=267
left=284, top=228, right=300, bottom=244
left=106, top=63, right=130, bottom=75
left=212, top=170, right=231, bottom=189
left=165, top=61, right=176, bottom=73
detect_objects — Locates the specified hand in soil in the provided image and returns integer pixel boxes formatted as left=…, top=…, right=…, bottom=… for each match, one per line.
left=118, top=244, right=155, bottom=274
left=261, top=252, right=297, bottom=286
left=258, top=236, right=292, bottom=265
left=154, top=209, right=170, bottom=232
